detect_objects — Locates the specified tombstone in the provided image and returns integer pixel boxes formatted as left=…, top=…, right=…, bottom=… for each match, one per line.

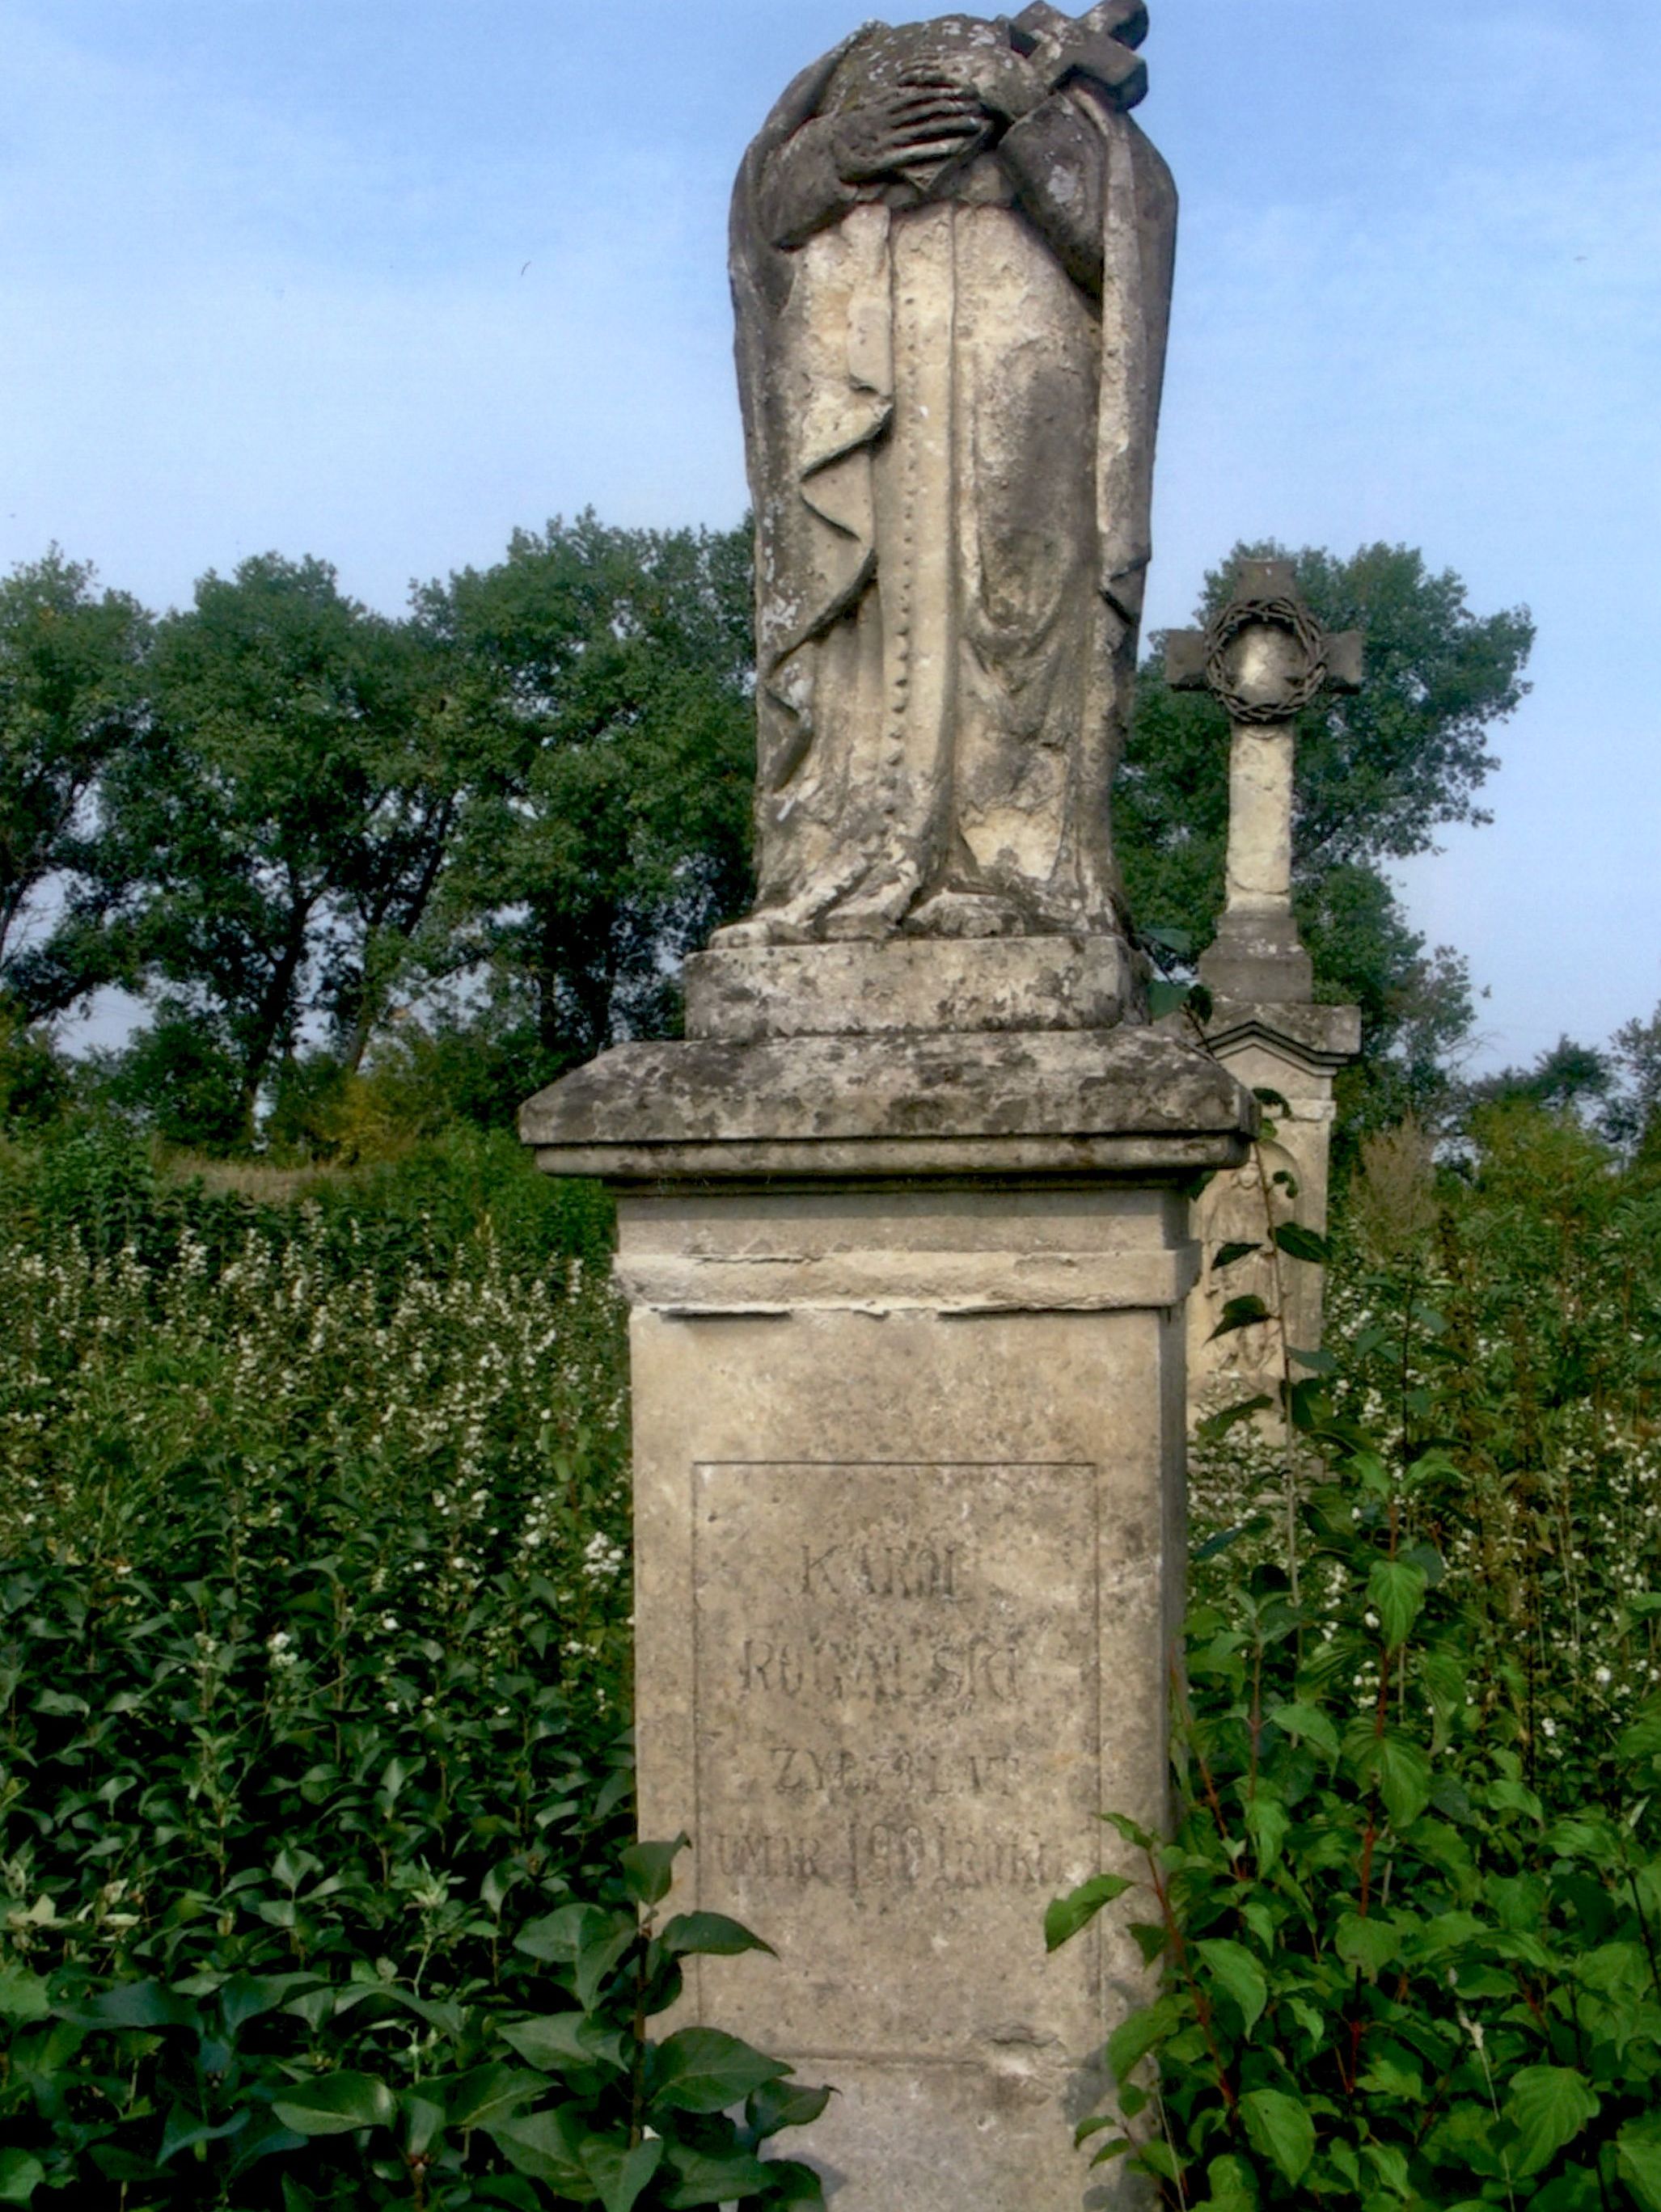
left=522, top=11, right=1254, bottom=2205
left=1165, top=561, right=1363, bottom=1412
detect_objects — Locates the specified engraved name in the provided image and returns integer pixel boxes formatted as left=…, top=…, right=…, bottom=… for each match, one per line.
left=737, top=1632, right=1021, bottom=1705
left=798, top=1539, right=962, bottom=1601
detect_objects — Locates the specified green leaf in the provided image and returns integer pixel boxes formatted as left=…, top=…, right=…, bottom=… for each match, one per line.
left=1240, top=2087, right=1315, bottom=2185
left=1194, top=1940, right=1267, bottom=2036
left=660, top=1910, right=776, bottom=1960
left=621, top=1833, right=689, bottom=1908
left=649, top=2025, right=792, bottom=2114
left=1201, top=2153, right=1257, bottom=2210
left=446, top=2062, right=544, bottom=2130
left=659, top=2142, right=776, bottom=2209
left=1374, top=1733, right=1433, bottom=1828
left=498, top=2011, right=626, bottom=2075
left=405, top=2095, right=446, bottom=2159
left=515, top=1902, right=608, bottom=1963
left=1617, top=2117, right=1661, bottom=2212
left=747, top=2078, right=834, bottom=2139
left=574, top=1915, right=640, bottom=2011
left=582, top=2133, right=665, bottom=2212
left=759, top=2157, right=826, bottom=2209
left=1243, top=1792, right=1290, bottom=1872
left=1141, top=923, right=1195, bottom=956
left=78, top=1979, right=198, bottom=2029
left=0, top=1966, right=50, bottom=2024
left=158, top=2103, right=250, bottom=2162
left=1147, top=979, right=1194, bottom=1019
left=273, top=2071, right=397, bottom=2138
left=1106, top=1996, right=1180, bottom=2087
left=1212, top=1241, right=1262, bottom=1271
left=1273, top=1222, right=1329, bottom=1264
left=1209, top=1295, right=1271, bottom=1341
left=1503, top=2067, right=1599, bottom=2178
left=1252, top=1087, right=1291, bottom=1114
left=1044, top=1872, right=1133, bottom=1952
left=1336, top=1914, right=1401, bottom=1978
left=1367, top=1559, right=1427, bottom=1650
left=0, top=2152, right=45, bottom=2208
left=485, top=2105, right=594, bottom=2193
left=1268, top=1701, right=1339, bottom=1759
left=1617, top=1699, right=1661, bottom=1762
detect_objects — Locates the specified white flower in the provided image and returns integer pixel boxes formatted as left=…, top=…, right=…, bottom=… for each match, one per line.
left=380, top=1613, right=399, bottom=1632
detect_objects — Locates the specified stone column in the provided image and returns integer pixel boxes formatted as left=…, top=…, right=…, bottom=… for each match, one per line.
left=1166, top=561, right=1362, bottom=1417
left=522, top=938, right=1253, bottom=2212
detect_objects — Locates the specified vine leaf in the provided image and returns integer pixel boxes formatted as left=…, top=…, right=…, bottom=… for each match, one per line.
left=1209, top=1295, right=1272, bottom=1340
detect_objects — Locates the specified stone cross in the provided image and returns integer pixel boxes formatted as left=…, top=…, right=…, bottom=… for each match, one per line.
left=1166, top=557, right=1362, bottom=1002
left=1007, top=1, right=1151, bottom=108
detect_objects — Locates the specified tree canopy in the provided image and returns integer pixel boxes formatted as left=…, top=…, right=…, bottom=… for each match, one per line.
left=0, top=522, right=1541, bottom=1156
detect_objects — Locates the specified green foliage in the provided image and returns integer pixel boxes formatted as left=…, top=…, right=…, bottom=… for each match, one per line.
left=1054, top=1505, right=1661, bottom=2206
left=0, top=1119, right=621, bottom=1589
left=1058, top=1100, right=1661, bottom=2206
left=418, top=513, right=754, bottom=1083
left=91, top=554, right=446, bottom=1142
left=0, top=551, right=150, bottom=1017
left=0, top=1124, right=824, bottom=2206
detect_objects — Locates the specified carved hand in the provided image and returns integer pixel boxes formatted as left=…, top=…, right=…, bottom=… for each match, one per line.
left=831, top=77, right=988, bottom=184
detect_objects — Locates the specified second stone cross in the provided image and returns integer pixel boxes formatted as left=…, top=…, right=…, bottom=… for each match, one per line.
left=1167, top=557, right=1363, bottom=1002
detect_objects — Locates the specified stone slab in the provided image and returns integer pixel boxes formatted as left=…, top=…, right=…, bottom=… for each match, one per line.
left=615, top=1183, right=1199, bottom=1315
left=519, top=1026, right=1255, bottom=1185
left=683, top=936, right=1144, bottom=1041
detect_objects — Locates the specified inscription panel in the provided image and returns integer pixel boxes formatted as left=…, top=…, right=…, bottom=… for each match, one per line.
left=691, top=1462, right=1100, bottom=2054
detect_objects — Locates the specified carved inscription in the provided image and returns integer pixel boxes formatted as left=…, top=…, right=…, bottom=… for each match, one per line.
left=691, top=1463, right=1100, bottom=2049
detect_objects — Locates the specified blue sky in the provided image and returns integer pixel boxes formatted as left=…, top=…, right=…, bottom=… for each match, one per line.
left=3, top=1, right=1659, bottom=1070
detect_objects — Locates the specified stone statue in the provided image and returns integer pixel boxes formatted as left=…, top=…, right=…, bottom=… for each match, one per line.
left=719, top=2, right=1177, bottom=948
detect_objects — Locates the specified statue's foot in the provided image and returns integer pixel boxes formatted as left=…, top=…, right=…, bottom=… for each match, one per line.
left=819, top=872, right=917, bottom=941
left=708, top=914, right=818, bottom=948
left=901, top=889, right=1025, bottom=939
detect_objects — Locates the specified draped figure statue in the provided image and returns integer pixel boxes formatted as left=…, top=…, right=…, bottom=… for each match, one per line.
left=718, top=2, right=1177, bottom=947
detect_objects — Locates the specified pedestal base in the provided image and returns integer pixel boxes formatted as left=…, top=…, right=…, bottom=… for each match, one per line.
left=621, top=1184, right=1193, bottom=2212
left=521, top=1029, right=1253, bottom=2210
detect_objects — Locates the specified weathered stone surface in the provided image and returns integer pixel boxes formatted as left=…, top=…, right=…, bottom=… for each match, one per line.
left=1197, top=910, right=1313, bottom=1004
left=725, top=8, right=1176, bottom=948
left=1185, top=1001, right=1362, bottom=1420
left=518, top=1025, right=1255, bottom=1183
left=684, top=934, right=1144, bottom=1041
left=624, top=1181, right=1197, bottom=2211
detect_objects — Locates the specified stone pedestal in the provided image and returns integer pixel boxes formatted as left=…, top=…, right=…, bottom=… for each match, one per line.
left=1187, top=999, right=1361, bottom=1420
left=522, top=948, right=1253, bottom=2212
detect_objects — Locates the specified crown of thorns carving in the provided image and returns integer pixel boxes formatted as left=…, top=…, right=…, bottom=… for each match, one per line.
left=1202, top=591, right=1329, bottom=725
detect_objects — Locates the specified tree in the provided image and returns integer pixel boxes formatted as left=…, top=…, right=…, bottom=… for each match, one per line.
left=95, top=555, right=453, bottom=1144
left=1117, top=541, right=1533, bottom=1126
left=0, top=551, right=150, bottom=1015
left=420, top=513, right=754, bottom=1091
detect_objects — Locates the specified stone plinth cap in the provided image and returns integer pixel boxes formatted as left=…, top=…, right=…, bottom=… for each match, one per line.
left=1203, top=998, right=1362, bottom=1074
left=520, top=1025, right=1255, bottom=1185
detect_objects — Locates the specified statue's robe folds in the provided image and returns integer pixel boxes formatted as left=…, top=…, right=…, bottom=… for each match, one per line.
left=728, top=16, right=1177, bottom=943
